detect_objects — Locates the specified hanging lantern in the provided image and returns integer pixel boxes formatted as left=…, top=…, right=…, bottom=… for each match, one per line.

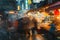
left=54, top=9, right=59, bottom=16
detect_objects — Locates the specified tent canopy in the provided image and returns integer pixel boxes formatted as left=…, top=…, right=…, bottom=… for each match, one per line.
left=46, top=1, right=60, bottom=12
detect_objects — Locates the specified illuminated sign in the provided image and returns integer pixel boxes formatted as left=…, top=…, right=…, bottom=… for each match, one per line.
left=17, top=5, right=20, bottom=10
left=28, top=0, right=32, bottom=4
left=33, top=0, right=41, bottom=3
left=9, top=11, right=14, bottom=13
left=8, top=11, right=18, bottom=14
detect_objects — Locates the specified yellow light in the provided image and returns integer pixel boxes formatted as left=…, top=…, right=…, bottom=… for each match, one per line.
left=42, top=12, right=49, bottom=17
left=57, top=17, right=60, bottom=19
left=57, top=15, right=60, bottom=19
left=28, top=0, right=32, bottom=4
left=17, top=6, right=20, bottom=10
left=37, top=12, right=40, bottom=15
left=35, top=14, right=38, bottom=17
left=28, top=13, right=32, bottom=16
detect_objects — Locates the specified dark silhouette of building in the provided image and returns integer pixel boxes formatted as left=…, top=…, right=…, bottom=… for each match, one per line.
left=0, top=0, right=17, bottom=11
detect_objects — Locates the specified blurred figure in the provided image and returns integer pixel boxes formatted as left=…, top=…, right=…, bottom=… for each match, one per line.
left=17, top=17, right=35, bottom=40
left=0, top=14, right=8, bottom=40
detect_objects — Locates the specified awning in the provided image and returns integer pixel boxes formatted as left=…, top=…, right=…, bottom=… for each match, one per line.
left=46, top=1, right=60, bottom=12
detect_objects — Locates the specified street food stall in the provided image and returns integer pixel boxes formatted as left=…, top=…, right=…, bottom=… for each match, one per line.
left=16, top=2, right=60, bottom=40
left=46, top=1, right=60, bottom=31
left=45, top=1, right=60, bottom=40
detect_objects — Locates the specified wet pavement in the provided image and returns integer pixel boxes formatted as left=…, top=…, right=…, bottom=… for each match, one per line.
left=0, top=28, right=60, bottom=40
left=14, top=33, right=45, bottom=40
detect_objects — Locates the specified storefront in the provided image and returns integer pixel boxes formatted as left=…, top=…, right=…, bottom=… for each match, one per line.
left=46, top=1, right=60, bottom=31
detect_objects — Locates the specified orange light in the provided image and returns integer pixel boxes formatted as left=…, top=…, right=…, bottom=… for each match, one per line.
left=57, top=16, right=60, bottom=19
left=9, top=11, right=14, bottom=13
left=9, top=11, right=15, bottom=14
left=57, top=15, right=60, bottom=19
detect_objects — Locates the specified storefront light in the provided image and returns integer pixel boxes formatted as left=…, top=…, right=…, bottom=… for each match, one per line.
left=9, top=11, right=14, bottom=13
left=57, top=16, right=60, bottom=19
left=28, top=13, right=32, bottom=16
left=57, top=15, right=60, bottom=19
left=28, top=0, right=32, bottom=4
left=17, top=5, right=20, bottom=10
left=33, top=0, right=41, bottom=3
left=54, top=9, right=59, bottom=15
left=45, top=6, right=49, bottom=9
left=58, top=9, right=60, bottom=12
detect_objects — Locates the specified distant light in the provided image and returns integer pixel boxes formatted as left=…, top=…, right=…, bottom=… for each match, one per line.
left=57, top=16, right=59, bottom=19
left=28, top=13, right=32, bottom=16
left=33, top=0, right=41, bottom=3
left=17, top=5, right=20, bottom=10
left=25, top=0, right=28, bottom=9
left=45, top=6, right=49, bottom=9
left=57, top=15, right=60, bottom=19
left=22, top=3, right=24, bottom=10
left=58, top=9, right=60, bottom=12
left=9, top=11, right=15, bottom=14
left=28, top=0, right=32, bottom=4
left=50, top=10, right=54, bottom=13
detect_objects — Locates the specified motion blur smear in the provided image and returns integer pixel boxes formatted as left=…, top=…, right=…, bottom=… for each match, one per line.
left=0, top=0, right=60, bottom=40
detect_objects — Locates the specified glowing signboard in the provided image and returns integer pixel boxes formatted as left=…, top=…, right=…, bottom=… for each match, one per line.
left=33, top=0, right=41, bottom=3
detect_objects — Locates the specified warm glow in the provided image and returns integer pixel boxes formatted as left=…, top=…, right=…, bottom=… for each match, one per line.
left=45, top=6, right=49, bottom=9
left=57, top=16, right=60, bottom=19
left=56, top=25, right=60, bottom=31
left=57, top=15, right=60, bottom=19
left=28, top=13, right=32, bottom=16
left=28, top=0, right=32, bottom=4
left=9, top=11, right=14, bottom=14
left=58, top=9, right=60, bottom=12
left=17, top=6, right=20, bottom=10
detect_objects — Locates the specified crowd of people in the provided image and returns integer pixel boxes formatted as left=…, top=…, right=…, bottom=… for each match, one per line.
left=0, top=8, right=60, bottom=40
left=16, top=9, right=60, bottom=40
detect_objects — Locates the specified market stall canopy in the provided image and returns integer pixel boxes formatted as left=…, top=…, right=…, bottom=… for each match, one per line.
left=46, top=1, right=60, bottom=12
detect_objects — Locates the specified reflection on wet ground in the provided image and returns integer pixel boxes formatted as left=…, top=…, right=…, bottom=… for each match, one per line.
left=8, top=31, right=60, bottom=40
